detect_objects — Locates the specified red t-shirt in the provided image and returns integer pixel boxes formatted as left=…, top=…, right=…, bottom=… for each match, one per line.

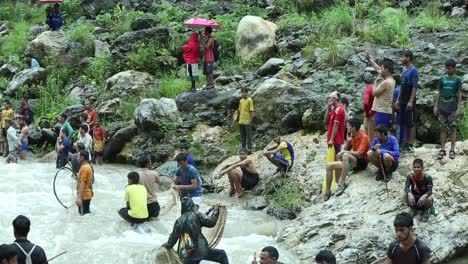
left=363, top=84, right=375, bottom=118
left=83, top=110, right=97, bottom=129
left=327, top=105, right=345, bottom=145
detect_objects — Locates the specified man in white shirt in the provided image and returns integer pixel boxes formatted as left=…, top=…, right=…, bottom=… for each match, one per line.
left=5, top=120, right=19, bottom=163
left=75, top=124, right=92, bottom=160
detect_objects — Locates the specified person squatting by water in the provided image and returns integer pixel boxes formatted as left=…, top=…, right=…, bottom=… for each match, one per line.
left=118, top=172, right=148, bottom=225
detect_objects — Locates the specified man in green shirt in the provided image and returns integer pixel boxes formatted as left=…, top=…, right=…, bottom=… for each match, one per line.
left=58, top=113, right=74, bottom=137
left=434, top=59, right=462, bottom=160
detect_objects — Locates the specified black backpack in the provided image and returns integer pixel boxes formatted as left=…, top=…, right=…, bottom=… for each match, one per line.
left=213, top=39, right=221, bottom=62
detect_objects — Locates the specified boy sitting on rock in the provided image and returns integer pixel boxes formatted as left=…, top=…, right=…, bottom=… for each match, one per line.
left=404, top=158, right=433, bottom=222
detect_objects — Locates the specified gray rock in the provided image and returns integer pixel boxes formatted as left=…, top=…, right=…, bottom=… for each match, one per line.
left=155, top=161, right=178, bottom=177
left=461, top=57, right=468, bottom=65
left=0, top=64, right=19, bottom=78
left=106, top=70, right=156, bottom=97
left=133, top=98, right=182, bottom=133
left=176, top=89, right=220, bottom=112
left=133, top=141, right=174, bottom=165
left=207, top=89, right=240, bottom=110
left=215, top=76, right=235, bottom=85
left=442, top=2, right=452, bottom=11
left=94, top=40, right=110, bottom=57
left=5, top=68, right=47, bottom=97
left=110, top=27, right=170, bottom=64
left=267, top=205, right=298, bottom=220
left=60, top=104, right=85, bottom=130
left=235, top=16, right=278, bottom=60
left=96, top=98, right=120, bottom=119
left=130, top=18, right=159, bottom=31
left=244, top=196, right=268, bottom=210
left=272, top=72, right=298, bottom=83
left=29, top=24, right=47, bottom=39
left=463, top=74, right=468, bottom=83
left=256, top=58, right=285, bottom=77
left=159, top=175, right=173, bottom=191
left=103, top=123, right=138, bottom=162
left=93, top=27, right=110, bottom=35
left=79, top=57, right=93, bottom=69
left=451, top=7, right=467, bottom=17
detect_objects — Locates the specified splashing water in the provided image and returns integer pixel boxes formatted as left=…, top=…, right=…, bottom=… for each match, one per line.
left=0, top=160, right=300, bottom=263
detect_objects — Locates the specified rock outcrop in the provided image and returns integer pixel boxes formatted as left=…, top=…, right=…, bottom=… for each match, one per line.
left=133, top=98, right=182, bottom=134
left=105, top=70, right=156, bottom=97
left=236, top=16, right=278, bottom=60
left=4, top=68, right=47, bottom=97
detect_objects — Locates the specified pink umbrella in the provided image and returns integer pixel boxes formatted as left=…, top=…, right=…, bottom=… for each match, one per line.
left=184, top=18, right=220, bottom=30
left=39, top=0, right=63, bottom=3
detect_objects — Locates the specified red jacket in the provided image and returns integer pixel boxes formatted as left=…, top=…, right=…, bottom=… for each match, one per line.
left=363, top=84, right=375, bottom=118
left=182, top=33, right=200, bottom=64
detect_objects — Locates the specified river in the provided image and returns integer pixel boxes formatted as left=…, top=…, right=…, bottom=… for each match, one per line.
left=0, top=160, right=300, bottom=264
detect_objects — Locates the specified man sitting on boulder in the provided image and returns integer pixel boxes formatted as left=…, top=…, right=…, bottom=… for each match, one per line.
left=404, top=158, right=433, bottom=222
left=45, top=4, right=63, bottom=31
left=367, top=125, right=399, bottom=182
left=263, top=131, right=294, bottom=175
left=215, top=148, right=260, bottom=198
left=323, top=118, right=370, bottom=201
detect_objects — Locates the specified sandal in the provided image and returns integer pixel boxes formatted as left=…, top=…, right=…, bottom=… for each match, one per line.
left=449, top=150, right=456, bottom=159
left=436, top=149, right=446, bottom=160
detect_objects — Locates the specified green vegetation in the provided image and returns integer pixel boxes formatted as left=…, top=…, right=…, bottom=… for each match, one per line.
left=0, top=21, right=30, bottom=63
left=61, top=0, right=83, bottom=22
left=271, top=178, right=304, bottom=211
left=459, top=103, right=468, bottom=140
left=319, top=4, right=355, bottom=37
left=67, top=22, right=95, bottom=56
left=414, top=1, right=449, bottom=32
left=362, top=8, right=410, bottom=47
left=159, top=77, right=188, bottom=98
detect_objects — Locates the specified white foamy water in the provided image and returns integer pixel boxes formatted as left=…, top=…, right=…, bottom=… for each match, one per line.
left=0, top=159, right=300, bottom=264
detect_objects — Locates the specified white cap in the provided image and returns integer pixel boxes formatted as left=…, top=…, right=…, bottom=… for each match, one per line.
left=329, top=91, right=341, bottom=99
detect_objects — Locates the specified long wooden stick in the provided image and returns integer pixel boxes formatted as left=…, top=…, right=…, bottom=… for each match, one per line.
left=379, top=154, right=390, bottom=198
left=48, top=251, right=67, bottom=262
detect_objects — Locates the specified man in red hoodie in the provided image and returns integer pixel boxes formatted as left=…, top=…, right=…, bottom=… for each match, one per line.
left=182, top=32, right=200, bottom=91
left=362, top=72, right=376, bottom=140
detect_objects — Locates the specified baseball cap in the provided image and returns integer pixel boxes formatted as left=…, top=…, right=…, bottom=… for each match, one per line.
left=329, top=91, right=341, bottom=100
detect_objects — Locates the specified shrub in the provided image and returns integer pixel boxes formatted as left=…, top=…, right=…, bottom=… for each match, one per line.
left=61, top=0, right=83, bottom=22
left=363, top=8, right=409, bottom=47
left=67, top=22, right=95, bottom=55
left=0, top=21, right=30, bottom=63
left=459, top=103, right=468, bottom=140
left=271, top=179, right=304, bottom=211
left=276, top=13, right=316, bottom=31
left=159, top=77, right=188, bottom=98
left=414, top=1, right=449, bottom=32
left=85, top=55, right=116, bottom=86
left=128, top=43, right=171, bottom=75
left=96, top=13, right=113, bottom=28
left=319, top=4, right=354, bottom=38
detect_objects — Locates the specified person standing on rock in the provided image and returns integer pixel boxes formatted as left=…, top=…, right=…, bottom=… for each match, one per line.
left=237, top=87, right=255, bottom=153
left=315, top=250, right=336, bottom=264
left=5, top=120, right=20, bottom=164
left=251, top=246, right=284, bottom=264
left=178, top=142, right=196, bottom=167
left=76, top=150, right=93, bottom=216
left=135, top=155, right=161, bottom=221
left=55, top=129, right=70, bottom=169
left=367, top=125, right=399, bottom=182
left=397, top=51, right=419, bottom=154
left=363, top=72, right=376, bottom=141
left=83, top=100, right=98, bottom=135
left=173, top=153, right=204, bottom=208
left=182, top=32, right=200, bottom=91
left=404, top=158, right=433, bottom=222
left=201, top=27, right=215, bottom=89
left=215, top=148, right=260, bottom=198
left=2, top=101, right=14, bottom=157
left=263, top=131, right=294, bottom=175
left=366, top=52, right=396, bottom=129
left=323, top=118, right=370, bottom=200
left=58, top=113, right=74, bottom=137
left=386, top=212, right=431, bottom=263
left=18, top=119, right=29, bottom=161
left=92, top=120, right=106, bottom=165
left=434, top=59, right=462, bottom=160
left=392, top=75, right=406, bottom=145
left=324, top=91, right=346, bottom=155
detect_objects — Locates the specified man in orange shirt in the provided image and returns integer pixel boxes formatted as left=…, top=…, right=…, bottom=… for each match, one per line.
left=83, top=100, right=97, bottom=133
left=76, top=150, right=94, bottom=215
left=324, top=118, right=370, bottom=201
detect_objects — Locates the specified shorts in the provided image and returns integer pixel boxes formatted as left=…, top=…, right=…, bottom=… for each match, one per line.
left=79, top=199, right=91, bottom=215
left=354, top=157, right=368, bottom=172
left=186, top=64, right=200, bottom=81
left=399, top=104, right=416, bottom=128
left=147, top=202, right=160, bottom=218
left=203, top=62, right=214, bottom=75
left=118, top=207, right=146, bottom=224
left=386, top=160, right=398, bottom=174
left=20, top=140, right=28, bottom=151
left=241, top=168, right=260, bottom=190
left=1, top=128, right=5, bottom=138
left=56, top=156, right=67, bottom=169
left=334, top=144, right=342, bottom=155
left=438, top=111, right=458, bottom=128
left=94, top=151, right=104, bottom=157
left=192, top=196, right=203, bottom=207
left=273, top=154, right=289, bottom=169
left=375, top=112, right=392, bottom=128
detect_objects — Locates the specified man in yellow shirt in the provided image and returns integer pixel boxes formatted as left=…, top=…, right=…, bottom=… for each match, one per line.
left=1, top=101, right=14, bottom=157
left=237, top=87, right=255, bottom=153
left=76, top=150, right=94, bottom=215
left=263, top=131, right=294, bottom=175
left=118, top=171, right=148, bottom=225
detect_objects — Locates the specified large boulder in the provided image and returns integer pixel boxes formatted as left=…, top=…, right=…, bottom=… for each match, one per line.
left=105, top=70, right=156, bottom=97
left=110, top=27, right=170, bottom=64
left=96, top=98, right=120, bottom=120
left=133, top=98, right=182, bottom=134
left=103, top=122, right=138, bottom=162
left=175, top=89, right=220, bottom=112
left=251, top=78, right=323, bottom=134
left=4, top=68, right=47, bottom=97
left=235, top=16, right=278, bottom=60
left=25, top=31, right=87, bottom=68
left=256, top=58, right=285, bottom=77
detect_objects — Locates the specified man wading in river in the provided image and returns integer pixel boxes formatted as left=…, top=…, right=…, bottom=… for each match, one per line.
left=76, top=150, right=93, bottom=216
left=386, top=212, right=431, bottom=264
left=11, top=215, right=48, bottom=264
left=162, top=197, right=228, bottom=264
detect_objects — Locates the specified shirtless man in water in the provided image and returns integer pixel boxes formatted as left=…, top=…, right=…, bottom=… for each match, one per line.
left=19, top=119, right=29, bottom=160
left=216, top=148, right=260, bottom=198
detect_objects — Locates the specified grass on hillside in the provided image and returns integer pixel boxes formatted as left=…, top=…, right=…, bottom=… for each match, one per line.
left=414, top=1, right=449, bottom=32
left=362, top=7, right=410, bottom=47
left=271, top=178, right=304, bottom=211
left=0, top=21, right=30, bottom=64
left=459, top=103, right=468, bottom=140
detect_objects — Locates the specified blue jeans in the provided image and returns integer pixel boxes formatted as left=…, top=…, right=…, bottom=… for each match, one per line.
left=190, top=249, right=229, bottom=264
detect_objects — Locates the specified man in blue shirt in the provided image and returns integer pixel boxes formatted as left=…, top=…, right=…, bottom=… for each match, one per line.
left=55, top=129, right=70, bottom=168
left=367, top=125, right=400, bottom=182
left=178, top=142, right=195, bottom=167
left=173, top=153, right=203, bottom=208
left=397, top=50, right=419, bottom=153
left=24, top=54, right=40, bottom=69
